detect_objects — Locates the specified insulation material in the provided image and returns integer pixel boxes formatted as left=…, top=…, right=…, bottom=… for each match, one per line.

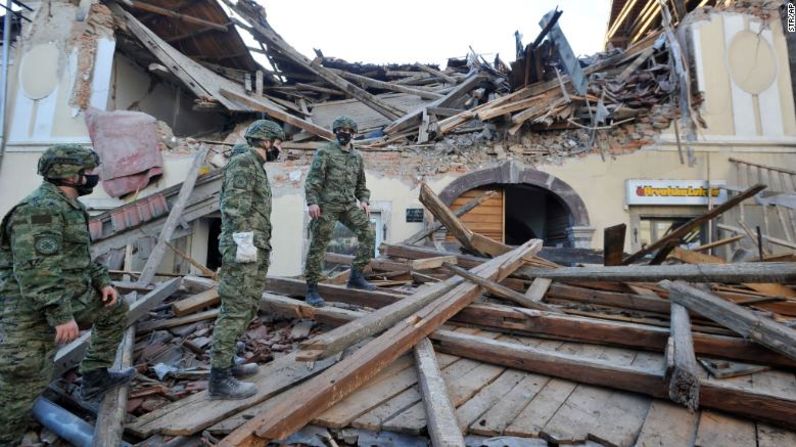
left=85, top=108, right=163, bottom=197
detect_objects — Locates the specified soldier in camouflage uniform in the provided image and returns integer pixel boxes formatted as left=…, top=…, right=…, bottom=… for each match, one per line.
left=304, top=116, right=376, bottom=307
left=0, top=145, right=133, bottom=446
left=209, top=119, right=284, bottom=400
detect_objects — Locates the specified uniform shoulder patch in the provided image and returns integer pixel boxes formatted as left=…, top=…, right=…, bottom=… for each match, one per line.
left=34, top=234, right=60, bottom=255
left=30, top=214, right=52, bottom=225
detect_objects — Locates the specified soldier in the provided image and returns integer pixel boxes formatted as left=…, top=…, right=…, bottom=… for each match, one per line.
left=304, top=116, right=376, bottom=307
left=0, top=144, right=133, bottom=446
left=209, top=119, right=283, bottom=400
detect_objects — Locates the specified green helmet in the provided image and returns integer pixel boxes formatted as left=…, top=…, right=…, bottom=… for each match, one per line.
left=244, top=119, right=285, bottom=142
left=37, top=144, right=100, bottom=179
left=332, top=116, right=358, bottom=133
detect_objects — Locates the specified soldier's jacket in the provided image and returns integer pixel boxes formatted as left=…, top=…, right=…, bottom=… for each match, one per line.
left=229, top=143, right=250, bottom=158
left=305, top=141, right=370, bottom=207
left=219, top=146, right=272, bottom=251
left=0, top=182, right=111, bottom=328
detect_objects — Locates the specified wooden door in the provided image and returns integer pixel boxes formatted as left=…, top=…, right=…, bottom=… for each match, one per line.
left=447, top=187, right=505, bottom=243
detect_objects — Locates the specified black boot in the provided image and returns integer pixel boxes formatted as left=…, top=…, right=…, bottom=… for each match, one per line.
left=347, top=268, right=376, bottom=291
left=80, top=367, right=135, bottom=401
left=209, top=367, right=257, bottom=400
left=231, top=356, right=259, bottom=378
left=305, top=283, right=326, bottom=307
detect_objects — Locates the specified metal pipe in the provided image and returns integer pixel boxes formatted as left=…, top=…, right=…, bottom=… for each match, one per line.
left=32, top=398, right=94, bottom=447
left=0, top=0, right=13, bottom=173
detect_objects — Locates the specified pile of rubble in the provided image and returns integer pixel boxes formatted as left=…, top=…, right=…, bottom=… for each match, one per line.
left=33, top=182, right=796, bottom=447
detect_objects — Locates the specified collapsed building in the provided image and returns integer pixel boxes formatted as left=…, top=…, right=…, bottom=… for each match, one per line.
left=0, top=0, right=795, bottom=446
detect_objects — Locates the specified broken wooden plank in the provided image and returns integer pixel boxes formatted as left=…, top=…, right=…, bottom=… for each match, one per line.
left=414, top=338, right=465, bottom=446
left=622, top=184, right=766, bottom=264
left=419, top=183, right=510, bottom=257
left=667, top=302, right=700, bottom=411
left=137, top=146, right=208, bottom=286
left=524, top=277, right=552, bottom=303
left=409, top=256, right=458, bottom=271
left=53, top=278, right=180, bottom=376
left=126, top=351, right=341, bottom=437
left=265, top=276, right=402, bottom=308
left=385, top=74, right=485, bottom=135
left=661, top=280, right=796, bottom=361
left=634, top=400, right=699, bottom=447
left=431, top=330, right=796, bottom=429
left=693, top=234, right=745, bottom=252
left=220, top=89, right=334, bottom=140
left=172, top=288, right=219, bottom=317
left=414, top=63, right=458, bottom=84
left=332, top=69, right=444, bottom=100
left=219, top=240, right=541, bottom=445
left=404, top=190, right=498, bottom=245
left=521, top=262, right=796, bottom=284
left=603, top=223, right=626, bottom=266
left=443, top=263, right=561, bottom=313
left=138, top=309, right=219, bottom=334
left=92, top=325, right=135, bottom=447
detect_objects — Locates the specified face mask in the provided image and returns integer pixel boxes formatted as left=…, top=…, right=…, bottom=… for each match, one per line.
left=336, top=131, right=352, bottom=146
left=77, top=174, right=100, bottom=196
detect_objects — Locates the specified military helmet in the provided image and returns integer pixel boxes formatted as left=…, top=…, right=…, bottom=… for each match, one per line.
left=332, top=116, right=358, bottom=133
left=244, top=119, right=285, bottom=142
left=37, top=144, right=100, bottom=179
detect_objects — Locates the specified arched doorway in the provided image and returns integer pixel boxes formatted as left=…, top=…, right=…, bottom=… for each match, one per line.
left=438, top=161, right=592, bottom=248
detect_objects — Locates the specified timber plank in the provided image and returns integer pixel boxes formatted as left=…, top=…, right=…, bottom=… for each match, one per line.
left=126, top=351, right=340, bottom=437
left=172, top=288, right=219, bottom=316
left=524, top=278, right=552, bottom=302
left=413, top=338, right=466, bottom=446
left=634, top=400, right=699, bottom=447
left=694, top=411, right=756, bottom=447
left=503, top=378, right=577, bottom=437
left=467, top=372, right=549, bottom=436
left=455, top=369, right=527, bottom=430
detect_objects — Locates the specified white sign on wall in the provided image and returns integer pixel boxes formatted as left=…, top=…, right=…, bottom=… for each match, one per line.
left=626, top=180, right=728, bottom=206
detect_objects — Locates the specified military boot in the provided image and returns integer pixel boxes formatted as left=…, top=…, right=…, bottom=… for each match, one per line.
left=80, top=367, right=135, bottom=401
left=305, top=283, right=326, bottom=307
left=231, top=356, right=259, bottom=378
left=209, top=367, right=257, bottom=400
left=347, top=268, right=376, bottom=291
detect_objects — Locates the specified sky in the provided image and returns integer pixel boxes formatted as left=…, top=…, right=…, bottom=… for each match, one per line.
left=235, top=0, right=613, bottom=69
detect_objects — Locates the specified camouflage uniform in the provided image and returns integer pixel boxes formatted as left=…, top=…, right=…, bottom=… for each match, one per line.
left=304, top=137, right=374, bottom=284
left=210, top=146, right=273, bottom=369
left=0, top=147, right=127, bottom=446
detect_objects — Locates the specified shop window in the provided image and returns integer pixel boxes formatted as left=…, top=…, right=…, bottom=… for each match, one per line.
left=636, top=217, right=706, bottom=251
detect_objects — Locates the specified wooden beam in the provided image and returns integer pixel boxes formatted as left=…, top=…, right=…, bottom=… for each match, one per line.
left=331, top=69, right=443, bottom=100
left=166, top=23, right=224, bottom=43
left=430, top=330, right=796, bottom=429
left=404, top=190, right=498, bottom=245
left=297, top=242, right=541, bottom=361
left=220, top=88, right=334, bottom=140
left=414, top=338, right=465, bottom=446
left=603, top=223, right=627, bottom=266
left=667, top=302, right=700, bottom=411
left=265, top=276, right=402, bottom=308
left=225, top=1, right=404, bottom=120
left=172, top=288, right=220, bottom=316
left=258, top=293, right=796, bottom=370
left=137, top=146, right=208, bottom=286
left=443, top=263, right=561, bottom=313
left=219, top=239, right=541, bottom=445
left=419, top=182, right=510, bottom=257
left=138, top=309, right=219, bottom=334
left=524, top=277, right=552, bottom=303
left=622, top=184, right=766, bottom=264
left=385, top=73, right=485, bottom=135
left=660, top=280, right=796, bottom=361
left=414, top=63, right=459, bottom=84
left=546, top=283, right=670, bottom=314
left=53, top=278, right=180, bottom=376
left=127, top=1, right=228, bottom=31
left=692, top=235, right=745, bottom=252
left=520, top=262, right=796, bottom=284
left=92, top=325, right=135, bottom=447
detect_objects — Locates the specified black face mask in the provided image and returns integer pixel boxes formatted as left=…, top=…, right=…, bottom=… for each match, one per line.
left=266, top=146, right=280, bottom=162
left=77, top=174, right=100, bottom=196
left=336, top=131, right=352, bottom=146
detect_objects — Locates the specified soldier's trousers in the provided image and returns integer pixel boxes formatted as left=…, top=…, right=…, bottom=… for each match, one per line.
left=304, top=203, right=375, bottom=284
left=0, top=289, right=128, bottom=446
left=211, top=245, right=269, bottom=369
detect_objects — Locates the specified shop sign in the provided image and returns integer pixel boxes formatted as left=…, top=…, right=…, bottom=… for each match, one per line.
left=626, top=180, right=728, bottom=205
